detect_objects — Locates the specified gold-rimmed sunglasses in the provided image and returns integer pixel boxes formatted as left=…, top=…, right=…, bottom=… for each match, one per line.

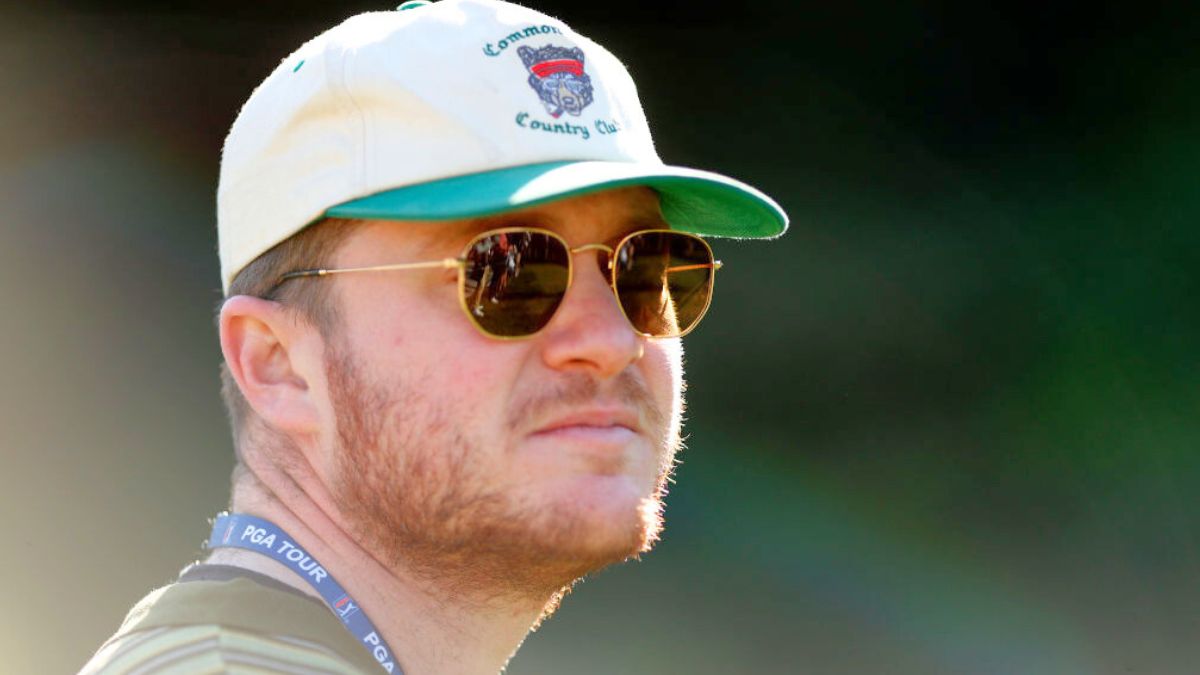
left=274, top=227, right=722, bottom=339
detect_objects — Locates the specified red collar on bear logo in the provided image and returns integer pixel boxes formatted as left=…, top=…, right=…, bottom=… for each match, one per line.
left=530, top=59, right=584, bottom=78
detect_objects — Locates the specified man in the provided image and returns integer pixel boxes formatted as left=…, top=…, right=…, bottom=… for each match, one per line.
left=80, top=1, right=787, bottom=673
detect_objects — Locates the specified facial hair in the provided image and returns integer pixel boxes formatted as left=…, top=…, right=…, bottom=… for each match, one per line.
left=326, top=337, right=684, bottom=604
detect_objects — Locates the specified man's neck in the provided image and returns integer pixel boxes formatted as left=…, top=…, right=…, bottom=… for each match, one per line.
left=205, top=468, right=550, bottom=675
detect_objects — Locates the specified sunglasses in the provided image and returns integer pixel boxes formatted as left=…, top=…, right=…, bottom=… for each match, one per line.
left=275, top=228, right=721, bottom=339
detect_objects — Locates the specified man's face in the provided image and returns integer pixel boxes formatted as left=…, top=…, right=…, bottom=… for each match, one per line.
left=314, top=187, right=685, bottom=594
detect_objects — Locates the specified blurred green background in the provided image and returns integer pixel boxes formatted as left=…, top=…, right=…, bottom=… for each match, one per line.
left=2, top=1, right=1198, bottom=673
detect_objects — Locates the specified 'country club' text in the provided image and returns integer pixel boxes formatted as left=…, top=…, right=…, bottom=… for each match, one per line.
left=515, top=112, right=622, bottom=140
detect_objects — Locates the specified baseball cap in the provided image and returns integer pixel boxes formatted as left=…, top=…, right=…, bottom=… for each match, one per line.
left=217, top=0, right=789, bottom=293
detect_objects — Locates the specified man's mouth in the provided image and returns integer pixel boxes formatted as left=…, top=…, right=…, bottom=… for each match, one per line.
left=529, top=407, right=641, bottom=439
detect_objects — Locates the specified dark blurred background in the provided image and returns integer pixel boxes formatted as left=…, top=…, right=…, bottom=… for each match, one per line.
left=3, top=1, right=1198, bottom=673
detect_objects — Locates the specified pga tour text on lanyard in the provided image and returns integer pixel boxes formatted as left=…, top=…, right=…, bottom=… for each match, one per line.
left=208, top=512, right=402, bottom=674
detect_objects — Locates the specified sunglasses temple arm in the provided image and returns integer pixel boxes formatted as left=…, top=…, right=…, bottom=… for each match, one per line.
left=279, top=258, right=465, bottom=282
left=665, top=261, right=722, bottom=273
left=645, top=262, right=718, bottom=323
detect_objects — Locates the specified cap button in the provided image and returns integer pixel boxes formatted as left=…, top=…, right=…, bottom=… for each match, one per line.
left=396, top=1, right=430, bottom=9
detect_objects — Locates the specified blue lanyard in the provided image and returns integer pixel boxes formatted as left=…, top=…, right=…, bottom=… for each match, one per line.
left=208, top=512, right=402, bottom=674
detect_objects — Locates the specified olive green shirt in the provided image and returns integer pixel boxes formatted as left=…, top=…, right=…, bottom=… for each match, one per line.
left=79, top=564, right=386, bottom=674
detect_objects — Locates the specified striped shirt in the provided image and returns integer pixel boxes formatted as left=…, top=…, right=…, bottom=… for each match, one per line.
left=79, top=565, right=386, bottom=674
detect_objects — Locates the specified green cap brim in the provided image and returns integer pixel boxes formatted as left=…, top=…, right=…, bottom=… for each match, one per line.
left=325, top=160, right=788, bottom=238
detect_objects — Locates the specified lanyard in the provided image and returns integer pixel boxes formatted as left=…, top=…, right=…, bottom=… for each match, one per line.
left=208, top=512, right=402, bottom=674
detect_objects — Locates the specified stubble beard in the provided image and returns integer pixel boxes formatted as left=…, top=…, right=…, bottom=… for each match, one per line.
left=326, top=338, right=684, bottom=606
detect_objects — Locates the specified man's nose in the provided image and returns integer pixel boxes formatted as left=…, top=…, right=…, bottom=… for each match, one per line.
left=538, top=251, right=644, bottom=379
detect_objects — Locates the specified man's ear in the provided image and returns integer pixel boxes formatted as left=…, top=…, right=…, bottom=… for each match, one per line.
left=219, top=295, right=321, bottom=435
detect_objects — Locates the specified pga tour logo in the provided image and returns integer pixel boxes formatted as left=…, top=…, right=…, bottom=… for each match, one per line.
left=334, top=594, right=359, bottom=621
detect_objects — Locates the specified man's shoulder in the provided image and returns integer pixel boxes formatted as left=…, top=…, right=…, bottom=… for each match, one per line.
left=77, top=565, right=383, bottom=674
left=78, top=623, right=372, bottom=674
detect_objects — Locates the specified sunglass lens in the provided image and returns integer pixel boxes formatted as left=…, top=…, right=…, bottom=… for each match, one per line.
left=461, top=231, right=570, bottom=337
left=613, top=232, right=715, bottom=337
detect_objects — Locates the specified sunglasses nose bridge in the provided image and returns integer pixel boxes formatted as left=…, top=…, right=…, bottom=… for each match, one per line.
left=568, top=241, right=617, bottom=277
left=569, top=242, right=615, bottom=257
left=560, top=240, right=633, bottom=319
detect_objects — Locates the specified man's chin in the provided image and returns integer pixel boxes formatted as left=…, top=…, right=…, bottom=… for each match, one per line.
left=531, top=477, right=665, bottom=563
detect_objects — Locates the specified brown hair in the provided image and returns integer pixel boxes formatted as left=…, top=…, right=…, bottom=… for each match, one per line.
left=218, top=218, right=362, bottom=454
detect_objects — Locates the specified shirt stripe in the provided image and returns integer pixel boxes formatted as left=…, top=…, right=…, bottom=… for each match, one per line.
left=80, top=625, right=369, bottom=674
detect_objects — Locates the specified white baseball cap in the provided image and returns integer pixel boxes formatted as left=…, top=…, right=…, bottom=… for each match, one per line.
left=217, top=0, right=789, bottom=293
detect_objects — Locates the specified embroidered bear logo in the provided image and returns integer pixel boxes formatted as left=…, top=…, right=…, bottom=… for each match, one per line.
left=517, top=44, right=595, bottom=118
